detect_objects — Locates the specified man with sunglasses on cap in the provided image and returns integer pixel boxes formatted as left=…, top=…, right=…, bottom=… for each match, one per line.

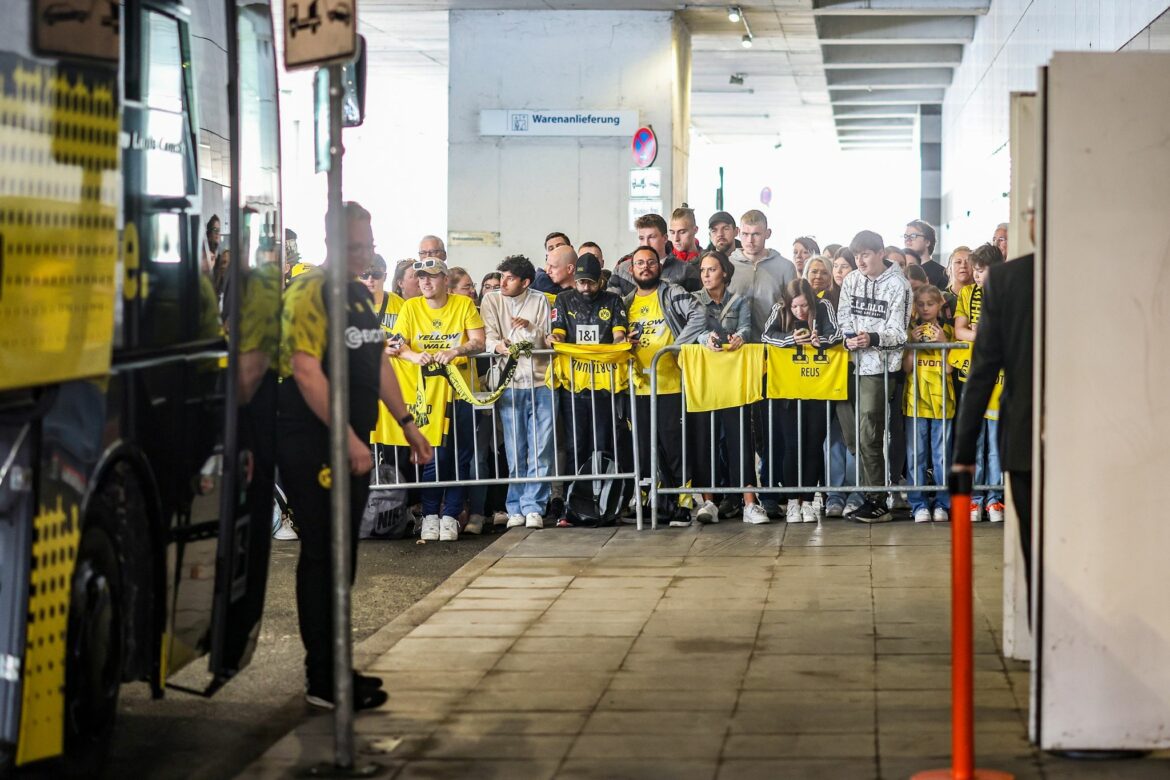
left=392, top=256, right=486, bottom=543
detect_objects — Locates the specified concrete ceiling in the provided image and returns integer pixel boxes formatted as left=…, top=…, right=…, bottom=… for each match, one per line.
left=355, top=0, right=989, bottom=150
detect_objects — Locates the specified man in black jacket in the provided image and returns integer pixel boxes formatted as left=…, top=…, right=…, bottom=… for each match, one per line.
left=952, top=253, right=1035, bottom=583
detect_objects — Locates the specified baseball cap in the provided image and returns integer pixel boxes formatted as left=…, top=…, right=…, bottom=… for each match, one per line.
left=708, top=211, right=736, bottom=229
left=575, top=253, right=601, bottom=283
left=412, top=257, right=449, bottom=275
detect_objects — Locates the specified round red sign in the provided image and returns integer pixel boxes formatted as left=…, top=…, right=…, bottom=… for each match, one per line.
left=631, top=126, right=658, bottom=168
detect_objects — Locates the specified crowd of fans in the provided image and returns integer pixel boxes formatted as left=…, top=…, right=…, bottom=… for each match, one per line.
left=277, top=207, right=1011, bottom=541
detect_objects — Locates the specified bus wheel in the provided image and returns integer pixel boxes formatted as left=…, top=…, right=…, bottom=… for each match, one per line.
left=62, top=523, right=123, bottom=773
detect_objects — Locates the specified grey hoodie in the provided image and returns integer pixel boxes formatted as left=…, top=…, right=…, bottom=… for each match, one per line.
left=835, top=264, right=911, bottom=375
left=726, top=248, right=797, bottom=341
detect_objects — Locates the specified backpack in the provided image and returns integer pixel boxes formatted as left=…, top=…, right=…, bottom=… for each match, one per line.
left=360, top=464, right=414, bottom=540
left=565, top=451, right=632, bottom=527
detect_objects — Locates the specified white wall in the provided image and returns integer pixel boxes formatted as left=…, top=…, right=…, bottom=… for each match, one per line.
left=940, top=0, right=1170, bottom=251
left=448, top=10, right=685, bottom=280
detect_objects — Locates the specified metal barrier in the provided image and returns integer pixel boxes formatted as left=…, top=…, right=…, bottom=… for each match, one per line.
left=370, top=347, right=648, bottom=529
left=647, top=341, right=1005, bottom=529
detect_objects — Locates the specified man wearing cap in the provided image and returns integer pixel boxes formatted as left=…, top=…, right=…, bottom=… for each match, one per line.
left=392, top=256, right=486, bottom=543
left=549, top=253, right=630, bottom=523
left=707, top=211, right=742, bottom=255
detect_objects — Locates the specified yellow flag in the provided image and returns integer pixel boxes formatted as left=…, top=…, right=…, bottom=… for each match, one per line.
left=372, top=359, right=451, bottom=446
left=766, top=344, right=848, bottom=401
left=677, top=344, right=765, bottom=412
left=547, top=342, right=632, bottom=393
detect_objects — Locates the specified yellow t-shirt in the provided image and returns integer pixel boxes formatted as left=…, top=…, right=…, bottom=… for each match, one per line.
left=903, top=323, right=956, bottom=419
left=377, top=291, right=405, bottom=333
left=678, top=344, right=766, bottom=412
left=392, top=293, right=484, bottom=363
left=629, top=292, right=680, bottom=395
left=954, top=283, right=981, bottom=326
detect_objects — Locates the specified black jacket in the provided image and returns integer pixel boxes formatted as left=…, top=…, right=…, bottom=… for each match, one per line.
left=953, top=254, right=1034, bottom=473
left=920, top=258, right=950, bottom=290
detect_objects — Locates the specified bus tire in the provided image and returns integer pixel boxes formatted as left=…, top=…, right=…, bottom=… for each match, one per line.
left=61, top=521, right=123, bottom=774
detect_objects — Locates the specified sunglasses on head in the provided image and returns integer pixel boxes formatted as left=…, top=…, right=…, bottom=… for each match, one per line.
left=359, top=271, right=385, bottom=280
left=413, top=258, right=442, bottom=272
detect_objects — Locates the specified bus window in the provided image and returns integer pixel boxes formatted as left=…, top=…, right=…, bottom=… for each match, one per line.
left=141, top=12, right=193, bottom=199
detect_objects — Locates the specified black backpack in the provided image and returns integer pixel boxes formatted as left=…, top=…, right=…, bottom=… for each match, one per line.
left=565, top=451, right=632, bottom=527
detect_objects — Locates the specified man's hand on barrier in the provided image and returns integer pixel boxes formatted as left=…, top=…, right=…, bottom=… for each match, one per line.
left=494, top=341, right=511, bottom=355
left=405, top=426, right=434, bottom=466
left=549, top=331, right=564, bottom=343
left=435, top=348, right=461, bottom=365
left=348, top=429, right=374, bottom=476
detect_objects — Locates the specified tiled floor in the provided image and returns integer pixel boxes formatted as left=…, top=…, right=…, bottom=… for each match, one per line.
left=240, top=521, right=1170, bottom=779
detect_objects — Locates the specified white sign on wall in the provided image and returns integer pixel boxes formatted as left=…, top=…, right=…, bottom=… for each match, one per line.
left=628, top=199, right=663, bottom=230
left=480, top=110, right=638, bottom=137
left=629, top=168, right=661, bottom=199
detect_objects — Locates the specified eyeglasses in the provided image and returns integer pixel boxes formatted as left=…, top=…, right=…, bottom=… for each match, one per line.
left=632, top=258, right=659, bottom=268
left=413, top=258, right=443, bottom=272
left=419, top=248, right=445, bottom=258
left=903, top=233, right=925, bottom=242
left=992, top=236, right=1008, bottom=245
left=359, top=271, right=385, bottom=280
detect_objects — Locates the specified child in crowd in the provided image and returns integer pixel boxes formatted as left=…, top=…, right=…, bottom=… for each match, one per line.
left=953, top=244, right=1006, bottom=522
left=762, top=278, right=843, bottom=523
left=903, top=285, right=956, bottom=523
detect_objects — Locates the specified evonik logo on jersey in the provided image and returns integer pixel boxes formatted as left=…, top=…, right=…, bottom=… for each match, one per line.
left=345, top=326, right=385, bottom=349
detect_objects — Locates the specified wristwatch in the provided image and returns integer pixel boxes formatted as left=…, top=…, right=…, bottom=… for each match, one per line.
left=398, top=413, right=415, bottom=427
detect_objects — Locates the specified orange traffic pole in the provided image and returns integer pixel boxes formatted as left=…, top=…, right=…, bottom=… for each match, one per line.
left=913, top=471, right=1014, bottom=780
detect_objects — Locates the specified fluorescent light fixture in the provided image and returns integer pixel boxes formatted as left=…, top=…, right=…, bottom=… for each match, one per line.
left=727, top=6, right=741, bottom=23
left=729, top=73, right=744, bottom=85
left=741, top=34, right=753, bottom=48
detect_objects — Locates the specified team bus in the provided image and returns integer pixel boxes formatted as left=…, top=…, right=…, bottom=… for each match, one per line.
left=0, top=1, right=282, bottom=772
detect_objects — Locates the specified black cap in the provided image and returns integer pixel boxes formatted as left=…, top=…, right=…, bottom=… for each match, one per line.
left=575, top=253, right=601, bottom=282
left=708, top=211, right=736, bottom=229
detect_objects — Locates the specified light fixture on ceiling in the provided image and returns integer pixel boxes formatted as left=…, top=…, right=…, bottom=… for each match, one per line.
left=741, top=34, right=753, bottom=48
left=727, top=5, right=741, bottom=23
left=729, top=72, right=745, bottom=85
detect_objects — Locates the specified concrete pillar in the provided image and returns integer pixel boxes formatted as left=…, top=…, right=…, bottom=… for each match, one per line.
left=448, top=10, right=690, bottom=278
left=918, top=104, right=942, bottom=229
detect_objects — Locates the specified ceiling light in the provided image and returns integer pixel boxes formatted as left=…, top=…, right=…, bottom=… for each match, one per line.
left=741, top=34, right=753, bottom=48
left=727, top=6, right=741, bottom=23
left=729, top=73, right=745, bottom=85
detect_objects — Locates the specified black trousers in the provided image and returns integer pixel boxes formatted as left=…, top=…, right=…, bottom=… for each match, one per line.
left=694, top=406, right=755, bottom=490
left=277, top=431, right=368, bottom=690
left=1009, top=470, right=1033, bottom=590
left=635, top=392, right=683, bottom=510
left=560, top=388, right=621, bottom=474
left=776, top=399, right=829, bottom=501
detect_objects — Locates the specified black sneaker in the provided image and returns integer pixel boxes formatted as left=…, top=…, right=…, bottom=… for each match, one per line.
left=546, top=497, right=565, bottom=520
left=850, top=500, right=892, bottom=524
left=717, top=496, right=742, bottom=519
left=306, top=685, right=389, bottom=711
left=355, top=672, right=384, bottom=692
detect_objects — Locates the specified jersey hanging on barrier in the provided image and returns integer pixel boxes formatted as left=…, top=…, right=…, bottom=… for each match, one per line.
left=629, top=293, right=680, bottom=395
left=372, top=360, right=449, bottom=447
left=765, top=343, right=848, bottom=401
left=546, top=342, right=631, bottom=393
left=677, top=344, right=765, bottom=412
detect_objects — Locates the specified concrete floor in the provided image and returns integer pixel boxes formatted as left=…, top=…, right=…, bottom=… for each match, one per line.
left=240, top=521, right=1170, bottom=780
left=101, top=531, right=495, bottom=780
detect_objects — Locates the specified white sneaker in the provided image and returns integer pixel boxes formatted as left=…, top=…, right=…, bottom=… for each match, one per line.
left=439, top=515, right=459, bottom=541
left=273, top=512, right=298, bottom=541
left=825, top=501, right=844, bottom=518
left=988, top=503, right=1005, bottom=523
left=506, top=514, right=525, bottom=528
left=742, top=503, right=770, bottom=524
left=971, top=504, right=983, bottom=523
left=420, top=514, right=440, bottom=541
left=695, top=500, right=719, bottom=525
left=801, top=502, right=818, bottom=523
left=492, top=511, right=510, bottom=527
left=932, top=507, right=950, bottom=523
left=786, top=501, right=803, bottom=524
left=913, top=508, right=932, bottom=523
left=464, top=514, right=485, bottom=535
left=525, top=512, right=544, bottom=529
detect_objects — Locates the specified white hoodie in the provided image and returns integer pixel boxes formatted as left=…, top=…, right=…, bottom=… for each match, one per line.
left=836, top=264, right=911, bottom=376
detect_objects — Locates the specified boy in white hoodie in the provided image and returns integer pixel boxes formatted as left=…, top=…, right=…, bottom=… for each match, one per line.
left=836, top=230, right=911, bottom=523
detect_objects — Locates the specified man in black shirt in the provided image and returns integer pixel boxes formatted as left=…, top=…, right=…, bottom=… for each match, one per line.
left=904, top=219, right=949, bottom=290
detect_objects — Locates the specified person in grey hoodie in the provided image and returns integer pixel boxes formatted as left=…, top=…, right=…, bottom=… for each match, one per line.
left=835, top=230, right=911, bottom=523
left=725, top=209, right=797, bottom=517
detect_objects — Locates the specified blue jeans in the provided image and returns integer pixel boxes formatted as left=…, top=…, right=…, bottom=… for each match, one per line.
left=826, top=416, right=862, bottom=507
left=975, top=418, right=1004, bottom=507
left=420, top=400, right=475, bottom=518
left=498, top=387, right=555, bottom=516
left=905, top=416, right=951, bottom=513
